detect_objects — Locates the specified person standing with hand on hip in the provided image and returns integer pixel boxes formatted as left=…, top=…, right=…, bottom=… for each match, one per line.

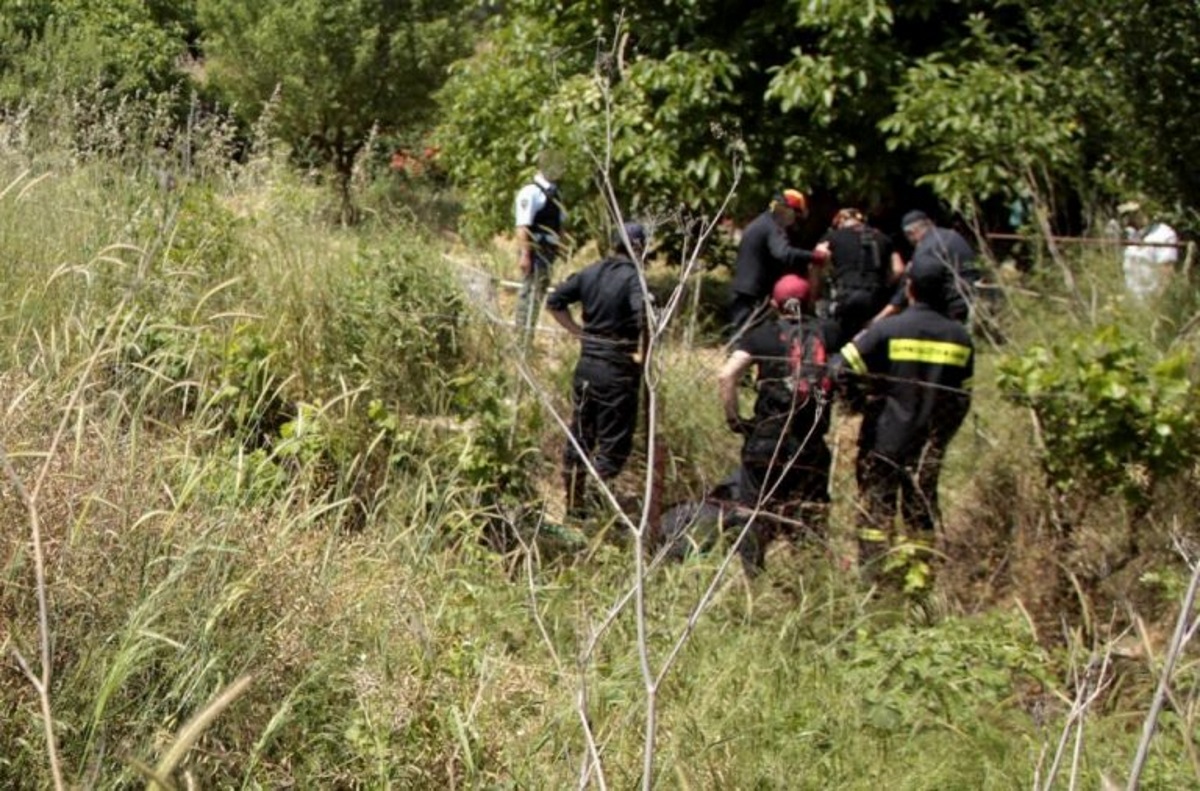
left=546, top=222, right=649, bottom=519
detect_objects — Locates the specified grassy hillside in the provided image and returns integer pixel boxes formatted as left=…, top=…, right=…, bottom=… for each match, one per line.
left=1, top=135, right=1198, bottom=790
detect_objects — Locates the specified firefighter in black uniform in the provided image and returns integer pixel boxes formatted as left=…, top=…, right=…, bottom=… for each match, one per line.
left=814, top=208, right=904, bottom=350
left=834, top=255, right=974, bottom=585
left=717, top=274, right=836, bottom=572
left=728, top=190, right=828, bottom=337
left=547, top=222, right=648, bottom=516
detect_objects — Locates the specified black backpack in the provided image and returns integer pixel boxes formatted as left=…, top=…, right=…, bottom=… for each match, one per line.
left=836, top=226, right=887, bottom=297
left=531, top=182, right=562, bottom=235
left=778, top=319, right=833, bottom=406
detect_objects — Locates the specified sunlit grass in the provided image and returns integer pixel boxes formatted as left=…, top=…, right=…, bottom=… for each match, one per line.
left=0, top=129, right=1196, bottom=790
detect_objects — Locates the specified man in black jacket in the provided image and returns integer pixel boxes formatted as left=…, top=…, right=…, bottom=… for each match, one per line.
left=876, top=210, right=980, bottom=325
left=835, top=255, right=974, bottom=585
left=547, top=222, right=648, bottom=517
left=728, top=190, right=827, bottom=337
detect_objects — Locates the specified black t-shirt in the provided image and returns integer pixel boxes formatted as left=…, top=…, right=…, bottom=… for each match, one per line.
left=546, top=256, right=645, bottom=363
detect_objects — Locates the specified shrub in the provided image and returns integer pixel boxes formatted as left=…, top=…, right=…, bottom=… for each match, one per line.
left=998, top=323, right=1200, bottom=507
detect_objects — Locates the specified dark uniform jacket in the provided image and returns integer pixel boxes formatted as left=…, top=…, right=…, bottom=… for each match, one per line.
left=891, top=227, right=980, bottom=321
left=820, top=224, right=895, bottom=343
left=838, top=303, right=973, bottom=460
left=731, top=211, right=814, bottom=300
left=546, top=255, right=645, bottom=364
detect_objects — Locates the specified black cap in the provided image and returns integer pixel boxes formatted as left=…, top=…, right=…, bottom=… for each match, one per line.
left=907, top=257, right=945, bottom=301
left=901, top=210, right=930, bottom=230
left=612, top=222, right=647, bottom=251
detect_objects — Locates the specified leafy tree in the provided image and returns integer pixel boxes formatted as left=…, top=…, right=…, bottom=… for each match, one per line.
left=197, top=0, right=474, bottom=222
left=879, top=17, right=1080, bottom=213
left=1023, top=0, right=1200, bottom=224
left=434, top=0, right=1050, bottom=247
left=0, top=0, right=188, bottom=106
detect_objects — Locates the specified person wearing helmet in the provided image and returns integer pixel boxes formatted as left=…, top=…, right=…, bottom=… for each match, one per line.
left=547, top=222, right=649, bottom=517
left=716, top=273, right=837, bottom=572
left=727, top=189, right=829, bottom=338
left=833, top=255, right=974, bottom=587
left=814, top=208, right=905, bottom=349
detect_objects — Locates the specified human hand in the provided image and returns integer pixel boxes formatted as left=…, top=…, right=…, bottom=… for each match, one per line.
left=726, top=414, right=752, bottom=435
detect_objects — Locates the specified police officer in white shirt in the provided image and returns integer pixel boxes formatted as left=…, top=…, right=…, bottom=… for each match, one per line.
left=514, top=152, right=567, bottom=346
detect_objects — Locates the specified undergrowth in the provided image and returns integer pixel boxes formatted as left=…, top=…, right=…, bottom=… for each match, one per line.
left=0, top=117, right=1197, bottom=790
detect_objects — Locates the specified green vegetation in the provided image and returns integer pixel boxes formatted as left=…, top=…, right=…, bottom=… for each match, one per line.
left=1, top=2, right=1199, bottom=789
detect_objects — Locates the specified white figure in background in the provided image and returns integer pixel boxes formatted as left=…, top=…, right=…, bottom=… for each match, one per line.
left=1119, top=201, right=1179, bottom=300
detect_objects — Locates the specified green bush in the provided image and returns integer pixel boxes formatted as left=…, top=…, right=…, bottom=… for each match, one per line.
left=998, top=323, right=1200, bottom=505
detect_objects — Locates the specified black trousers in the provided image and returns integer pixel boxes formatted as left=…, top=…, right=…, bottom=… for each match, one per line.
left=734, top=422, right=832, bottom=571
left=739, top=432, right=832, bottom=512
left=855, top=429, right=949, bottom=568
left=563, top=355, right=640, bottom=513
left=727, top=292, right=765, bottom=339
left=828, top=290, right=888, bottom=349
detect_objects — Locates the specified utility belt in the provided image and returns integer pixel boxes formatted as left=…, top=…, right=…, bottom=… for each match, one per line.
left=827, top=284, right=886, bottom=317
left=580, top=335, right=641, bottom=365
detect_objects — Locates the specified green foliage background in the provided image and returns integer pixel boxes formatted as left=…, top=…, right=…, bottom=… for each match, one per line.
left=0, top=1, right=1198, bottom=789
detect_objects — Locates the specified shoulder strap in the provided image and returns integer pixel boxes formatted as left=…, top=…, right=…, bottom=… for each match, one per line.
left=859, top=228, right=883, bottom=281
left=781, top=319, right=832, bottom=404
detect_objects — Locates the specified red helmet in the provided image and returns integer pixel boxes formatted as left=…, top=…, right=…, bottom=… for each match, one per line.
left=771, top=274, right=811, bottom=308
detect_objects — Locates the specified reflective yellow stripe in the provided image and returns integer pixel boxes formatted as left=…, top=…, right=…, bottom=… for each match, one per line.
left=888, top=339, right=972, bottom=367
left=841, top=342, right=868, bottom=374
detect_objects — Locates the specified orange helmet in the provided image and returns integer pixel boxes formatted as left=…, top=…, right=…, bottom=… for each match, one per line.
left=777, top=188, right=808, bottom=215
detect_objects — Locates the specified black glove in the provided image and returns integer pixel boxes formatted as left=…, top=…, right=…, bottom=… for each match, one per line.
left=726, top=414, right=753, bottom=435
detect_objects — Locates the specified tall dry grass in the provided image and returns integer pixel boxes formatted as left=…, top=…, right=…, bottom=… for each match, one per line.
left=0, top=104, right=1197, bottom=790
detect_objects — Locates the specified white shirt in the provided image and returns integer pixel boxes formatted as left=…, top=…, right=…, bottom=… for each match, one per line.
left=1123, top=222, right=1179, bottom=299
left=514, top=172, right=564, bottom=242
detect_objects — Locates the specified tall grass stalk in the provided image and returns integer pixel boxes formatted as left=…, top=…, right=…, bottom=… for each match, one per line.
left=3, top=88, right=1199, bottom=788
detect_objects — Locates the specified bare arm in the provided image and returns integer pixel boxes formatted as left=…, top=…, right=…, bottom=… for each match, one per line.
left=547, top=307, right=583, bottom=339
left=516, top=225, right=534, bottom=276
left=717, top=350, right=754, bottom=430
left=870, top=303, right=901, bottom=325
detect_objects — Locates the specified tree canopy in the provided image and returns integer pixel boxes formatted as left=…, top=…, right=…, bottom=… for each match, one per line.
left=0, top=1, right=1195, bottom=235
left=433, top=0, right=1200, bottom=243
left=197, top=0, right=474, bottom=220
